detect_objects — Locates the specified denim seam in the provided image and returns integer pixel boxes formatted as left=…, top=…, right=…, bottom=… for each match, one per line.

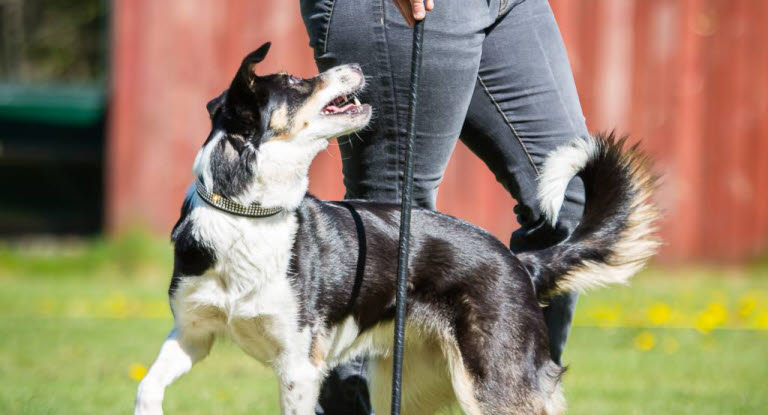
left=378, top=0, right=403, bottom=198
left=531, top=15, right=580, bottom=134
left=322, top=0, right=338, bottom=54
left=477, top=75, right=540, bottom=175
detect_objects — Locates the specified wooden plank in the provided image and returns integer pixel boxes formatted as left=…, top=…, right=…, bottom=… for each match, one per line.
left=573, top=0, right=602, bottom=130
left=627, top=0, right=676, bottom=260
left=594, top=0, right=635, bottom=130
left=756, top=2, right=768, bottom=250
left=672, top=0, right=706, bottom=260
left=744, top=0, right=768, bottom=256
left=106, top=0, right=144, bottom=232
left=697, top=0, right=747, bottom=260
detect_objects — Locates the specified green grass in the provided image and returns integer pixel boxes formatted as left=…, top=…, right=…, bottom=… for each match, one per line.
left=1, top=236, right=767, bottom=414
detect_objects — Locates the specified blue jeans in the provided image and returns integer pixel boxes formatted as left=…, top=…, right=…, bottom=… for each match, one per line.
left=301, top=0, right=585, bottom=412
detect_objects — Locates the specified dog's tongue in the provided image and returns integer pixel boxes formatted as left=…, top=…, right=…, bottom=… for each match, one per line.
left=324, top=103, right=356, bottom=114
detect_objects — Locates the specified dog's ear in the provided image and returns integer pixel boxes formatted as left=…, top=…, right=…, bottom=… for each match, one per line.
left=206, top=91, right=227, bottom=118
left=238, top=42, right=271, bottom=87
left=225, top=43, right=271, bottom=132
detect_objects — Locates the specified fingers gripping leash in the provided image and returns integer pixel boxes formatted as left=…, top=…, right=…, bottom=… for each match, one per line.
left=391, top=17, right=425, bottom=415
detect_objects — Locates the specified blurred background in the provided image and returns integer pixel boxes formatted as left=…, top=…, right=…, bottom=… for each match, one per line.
left=0, top=1, right=766, bottom=414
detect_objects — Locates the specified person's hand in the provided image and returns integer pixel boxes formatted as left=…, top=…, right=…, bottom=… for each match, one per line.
left=392, top=0, right=435, bottom=27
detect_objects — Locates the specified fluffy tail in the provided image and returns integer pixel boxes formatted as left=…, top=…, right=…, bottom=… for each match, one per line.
left=518, top=133, right=661, bottom=300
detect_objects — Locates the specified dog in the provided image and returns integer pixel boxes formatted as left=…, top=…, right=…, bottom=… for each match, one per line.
left=134, top=43, right=660, bottom=415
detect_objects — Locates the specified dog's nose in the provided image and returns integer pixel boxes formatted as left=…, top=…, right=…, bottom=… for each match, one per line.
left=349, top=63, right=362, bottom=74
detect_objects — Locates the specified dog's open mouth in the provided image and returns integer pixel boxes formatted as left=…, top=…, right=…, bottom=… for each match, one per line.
left=322, top=94, right=364, bottom=115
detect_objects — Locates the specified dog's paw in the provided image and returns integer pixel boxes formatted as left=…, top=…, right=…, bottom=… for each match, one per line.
left=135, top=380, right=164, bottom=415
left=134, top=401, right=163, bottom=415
left=134, top=397, right=163, bottom=415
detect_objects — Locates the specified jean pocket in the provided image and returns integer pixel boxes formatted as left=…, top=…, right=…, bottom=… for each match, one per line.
left=300, top=0, right=338, bottom=57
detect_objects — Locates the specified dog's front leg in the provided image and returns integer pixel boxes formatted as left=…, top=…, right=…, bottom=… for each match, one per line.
left=274, top=354, right=323, bottom=415
left=135, top=327, right=213, bottom=415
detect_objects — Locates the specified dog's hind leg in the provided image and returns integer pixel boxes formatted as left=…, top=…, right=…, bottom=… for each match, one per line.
left=134, top=327, right=213, bottom=415
left=469, top=359, right=566, bottom=415
left=443, top=341, right=485, bottom=415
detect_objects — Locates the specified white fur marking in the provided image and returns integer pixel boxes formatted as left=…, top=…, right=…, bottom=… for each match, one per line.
left=192, top=130, right=224, bottom=190
left=537, top=137, right=599, bottom=224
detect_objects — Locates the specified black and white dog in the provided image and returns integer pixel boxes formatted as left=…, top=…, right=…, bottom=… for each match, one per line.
left=135, top=43, right=660, bottom=415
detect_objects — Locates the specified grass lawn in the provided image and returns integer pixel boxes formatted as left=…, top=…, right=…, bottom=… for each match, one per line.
left=1, top=235, right=767, bottom=414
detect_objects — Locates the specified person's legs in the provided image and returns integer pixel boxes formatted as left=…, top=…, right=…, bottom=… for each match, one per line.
left=459, top=0, right=588, bottom=364
left=301, top=0, right=493, bottom=412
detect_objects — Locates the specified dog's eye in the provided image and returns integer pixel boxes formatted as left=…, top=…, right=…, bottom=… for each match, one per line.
left=287, top=76, right=302, bottom=86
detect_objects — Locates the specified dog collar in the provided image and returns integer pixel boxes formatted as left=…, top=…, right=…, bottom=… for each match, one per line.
left=195, top=180, right=283, bottom=218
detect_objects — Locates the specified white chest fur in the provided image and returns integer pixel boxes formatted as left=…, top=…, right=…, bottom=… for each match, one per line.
left=171, top=196, right=306, bottom=363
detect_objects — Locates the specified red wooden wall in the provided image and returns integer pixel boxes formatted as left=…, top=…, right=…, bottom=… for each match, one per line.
left=108, top=0, right=768, bottom=262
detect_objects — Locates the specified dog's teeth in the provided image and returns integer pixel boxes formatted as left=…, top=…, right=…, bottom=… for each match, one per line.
left=354, top=97, right=361, bottom=106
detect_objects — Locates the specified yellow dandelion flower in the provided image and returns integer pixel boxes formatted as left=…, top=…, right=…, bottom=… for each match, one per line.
left=634, top=331, right=656, bottom=351
left=106, top=293, right=129, bottom=318
left=737, top=295, right=757, bottom=318
left=707, top=302, right=728, bottom=324
left=695, top=302, right=728, bottom=334
left=216, top=389, right=233, bottom=402
left=695, top=314, right=715, bottom=334
left=129, top=363, right=148, bottom=381
left=754, top=311, right=768, bottom=330
left=661, top=336, right=679, bottom=354
left=647, top=303, right=671, bottom=325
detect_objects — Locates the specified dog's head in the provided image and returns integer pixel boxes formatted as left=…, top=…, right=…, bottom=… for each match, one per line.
left=193, top=42, right=371, bottom=208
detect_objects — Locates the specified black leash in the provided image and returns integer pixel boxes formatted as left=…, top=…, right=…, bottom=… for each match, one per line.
left=391, top=17, right=425, bottom=415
